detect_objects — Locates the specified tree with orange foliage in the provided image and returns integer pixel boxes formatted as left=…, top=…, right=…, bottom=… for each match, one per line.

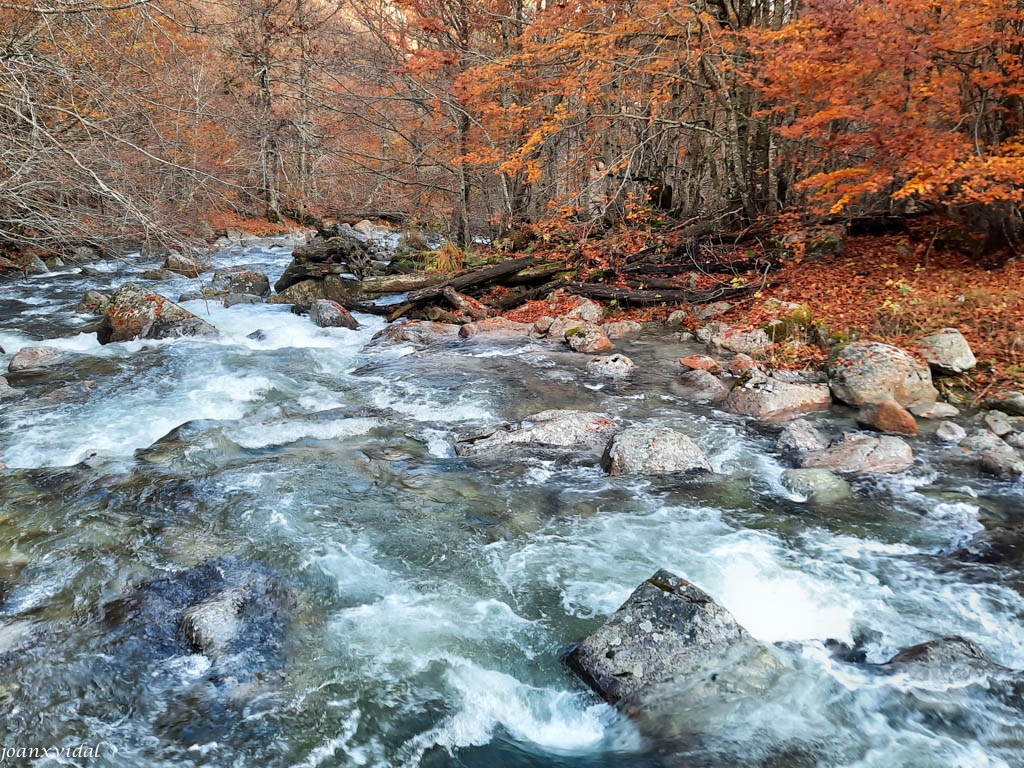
left=754, top=0, right=1023, bottom=245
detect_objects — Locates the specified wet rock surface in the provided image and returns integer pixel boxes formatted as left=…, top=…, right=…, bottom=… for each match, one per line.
left=828, top=342, right=937, bottom=407
left=601, top=426, right=712, bottom=476
left=455, top=409, right=618, bottom=458
left=801, top=433, right=915, bottom=475
left=97, top=283, right=218, bottom=344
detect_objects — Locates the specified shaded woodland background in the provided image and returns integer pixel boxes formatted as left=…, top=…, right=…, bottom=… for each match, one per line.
left=1, top=0, right=1021, bottom=254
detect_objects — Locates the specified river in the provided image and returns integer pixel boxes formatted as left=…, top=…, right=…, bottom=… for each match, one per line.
left=1, top=237, right=1023, bottom=767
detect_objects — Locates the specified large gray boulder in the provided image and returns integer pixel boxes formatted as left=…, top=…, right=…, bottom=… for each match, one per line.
left=310, top=299, right=358, bottom=330
left=601, top=426, right=712, bottom=476
left=917, top=328, right=976, bottom=375
left=371, top=321, right=460, bottom=346
left=162, top=250, right=210, bottom=276
left=723, top=375, right=831, bottom=421
left=671, top=369, right=729, bottom=403
left=775, top=419, right=828, bottom=460
left=585, top=354, right=636, bottom=379
left=211, top=268, right=271, bottom=297
left=801, top=433, right=914, bottom=475
left=565, top=569, right=781, bottom=713
left=269, top=275, right=362, bottom=311
left=707, top=327, right=772, bottom=357
left=880, top=637, right=1013, bottom=685
left=97, top=283, right=218, bottom=345
left=455, top=410, right=618, bottom=457
left=828, top=342, right=937, bottom=407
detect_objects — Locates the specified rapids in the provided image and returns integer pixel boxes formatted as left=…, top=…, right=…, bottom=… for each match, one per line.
left=1, top=238, right=1023, bottom=767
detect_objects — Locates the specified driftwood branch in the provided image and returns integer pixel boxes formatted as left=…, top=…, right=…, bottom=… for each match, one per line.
left=566, top=282, right=757, bottom=306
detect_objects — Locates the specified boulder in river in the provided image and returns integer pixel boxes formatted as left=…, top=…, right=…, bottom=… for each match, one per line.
left=310, top=299, right=358, bottom=330
left=671, top=369, right=729, bottom=403
left=211, top=268, right=271, bottom=297
left=163, top=251, right=210, bottom=276
left=459, top=317, right=534, bottom=339
left=879, top=637, right=1013, bottom=685
left=855, top=399, right=919, bottom=436
left=564, top=569, right=781, bottom=714
left=800, top=433, right=914, bottom=475
left=0, top=376, right=16, bottom=398
left=601, top=426, right=712, bottom=476
left=828, top=342, right=937, bottom=407
left=679, top=355, right=720, bottom=373
left=371, top=320, right=460, bottom=346
left=724, top=375, right=832, bottom=421
left=139, top=268, right=175, bottom=281
left=223, top=293, right=263, bottom=307
left=984, top=392, right=1024, bottom=417
left=455, top=409, right=618, bottom=458
left=983, top=410, right=1018, bottom=438
left=97, top=282, right=218, bottom=345
left=936, top=421, right=967, bottom=443
left=585, top=354, right=635, bottom=379
left=565, top=322, right=614, bottom=354
left=269, top=275, right=362, bottom=311
left=8, top=346, right=74, bottom=372
left=602, top=320, right=643, bottom=339
left=775, top=419, right=828, bottom=460
left=274, top=232, right=372, bottom=292
left=76, top=290, right=110, bottom=315
left=910, top=402, right=960, bottom=419
left=917, top=328, right=976, bottom=375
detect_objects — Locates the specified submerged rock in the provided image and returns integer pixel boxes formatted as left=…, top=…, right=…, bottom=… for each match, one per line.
left=801, top=433, right=914, bottom=475
left=781, top=468, right=853, bottom=504
left=455, top=409, right=618, bottom=458
left=724, top=375, right=831, bottom=421
left=880, top=637, right=1013, bottom=685
left=310, top=299, right=358, bottom=330
left=828, top=342, right=937, bottom=407
left=601, top=426, right=712, bottom=476
left=565, top=569, right=781, bottom=723
left=917, top=328, right=976, bottom=375
left=672, top=369, right=729, bottom=403
left=97, top=283, right=218, bottom=344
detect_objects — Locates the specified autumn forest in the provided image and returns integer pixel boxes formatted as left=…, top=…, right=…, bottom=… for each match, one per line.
left=0, top=0, right=1021, bottom=254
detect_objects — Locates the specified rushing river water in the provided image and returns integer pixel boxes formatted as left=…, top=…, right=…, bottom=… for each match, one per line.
left=1, top=238, right=1023, bottom=767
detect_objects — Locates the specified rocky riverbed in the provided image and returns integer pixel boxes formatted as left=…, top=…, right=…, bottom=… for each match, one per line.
left=1, top=233, right=1024, bottom=767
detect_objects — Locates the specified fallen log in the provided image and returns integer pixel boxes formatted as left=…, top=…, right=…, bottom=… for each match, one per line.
left=566, top=282, right=757, bottom=306
left=491, top=278, right=570, bottom=311
left=389, top=256, right=540, bottom=321
left=443, top=286, right=490, bottom=319
left=360, top=273, right=447, bottom=297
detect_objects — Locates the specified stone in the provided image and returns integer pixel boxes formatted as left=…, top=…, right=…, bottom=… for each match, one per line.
left=855, top=400, right=919, bottom=436
left=181, top=588, right=246, bottom=660
left=310, top=299, right=358, bottom=330
left=910, top=402, right=960, bottom=419
left=1007, top=432, right=1024, bottom=450
left=97, top=283, right=218, bottom=345
left=602, top=320, right=643, bottom=339
left=694, top=301, right=732, bottom=321
left=211, top=268, right=271, bottom=297
left=828, top=342, right=937, bottom=407
left=22, top=254, right=48, bottom=275
left=672, top=369, right=729, bottom=403
left=678, top=355, right=719, bottom=373
left=565, top=322, right=614, bottom=354
left=269, top=275, right=362, bottom=311
left=723, top=375, right=832, bottom=421
left=140, top=268, right=175, bottom=281
left=727, top=353, right=758, bottom=375
left=8, top=346, right=72, bottom=372
left=566, top=297, right=603, bottom=323
left=979, top=452, right=1024, bottom=480
left=162, top=251, right=210, bottom=276
left=273, top=232, right=372, bottom=292
left=776, top=419, right=828, bottom=459
left=533, top=316, right=556, bottom=335
left=984, top=410, right=1017, bottom=438
left=881, top=637, right=1012, bottom=685
left=695, top=320, right=730, bottom=344
left=455, top=410, right=618, bottom=458
left=936, top=421, right=967, bottom=443
left=0, top=376, right=16, bottom=398
left=371, top=321, right=460, bottom=346
left=665, top=310, right=688, bottom=327
left=585, top=354, right=636, bottom=379
left=352, top=219, right=376, bottom=236
left=223, top=293, right=263, bottom=307
left=601, top=426, right=712, bottom=476
left=459, top=317, right=533, bottom=339
left=959, top=429, right=1015, bottom=458
left=708, top=327, right=773, bottom=357
left=984, top=392, right=1024, bottom=416
left=917, top=328, right=976, bottom=375
left=75, top=290, right=110, bottom=315
left=564, top=569, right=781, bottom=710
left=546, top=315, right=586, bottom=342
left=801, top=433, right=914, bottom=475
left=781, top=468, right=853, bottom=504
